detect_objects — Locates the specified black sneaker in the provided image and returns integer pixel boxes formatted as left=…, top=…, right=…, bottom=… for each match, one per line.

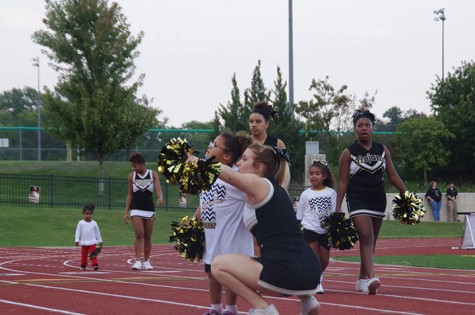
left=80, top=265, right=86, bottom=271
left=93, top=265, right=100, bottom=270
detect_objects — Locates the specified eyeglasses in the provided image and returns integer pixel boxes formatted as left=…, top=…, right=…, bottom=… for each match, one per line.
left=209, top=141, right=226, bottom=151
left=312, top=159, right=328, bottom=167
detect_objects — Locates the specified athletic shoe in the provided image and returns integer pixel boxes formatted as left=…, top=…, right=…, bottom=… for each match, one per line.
left=222, top=311, right=236, bottom=315
left=93, top=265, right=100, bottom=270
left=143, top=260, right=153, bottom=270
left=316, top=284, right=324, bottom=294
left=132, top=260, right=142, bottom=270
left=299, top=295, right=320, bottom=315
left=356, top=277, right=381, bottom=295
left=367, top=277, right=381, bottom=295
left=249, top=304, right=279, bottom=315
left=80, top=265, right=86, bottom=271
left=202, top=310, right=222, bottom=315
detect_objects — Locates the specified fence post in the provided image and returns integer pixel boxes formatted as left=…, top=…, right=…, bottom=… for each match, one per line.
left=50, top=175, right=54, bottom=208
left=108, top=177, right=112, bottom=209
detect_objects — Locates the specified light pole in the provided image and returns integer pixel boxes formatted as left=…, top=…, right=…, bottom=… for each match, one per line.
left=288, top=0, right=294, bottom=115
left=433, top=8, right=446, bottom=81
left=32, top=57, right=41, bottom=161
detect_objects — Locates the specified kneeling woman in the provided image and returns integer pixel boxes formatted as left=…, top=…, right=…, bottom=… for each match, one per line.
left=190, top=144, right=321, bottom=315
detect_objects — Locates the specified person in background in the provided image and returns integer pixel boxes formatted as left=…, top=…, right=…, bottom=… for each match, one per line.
left=195, top=129, right=253, bottom=315
left=124, top=152, right=163, bottom=270
left=189, top=143, right=321, bottom=315
left=446, top=182, right=459, bottom=222
left=249, top=101, right=289, bottom=190
left=335, top=109, right=407, bottom=295
left=249, top=100, right=290, bottom=257
left=425, top=181, right=442, bottom=222
left=297, top=159, right=336, bottom=294
left=75, top=203, right=102, bottom=271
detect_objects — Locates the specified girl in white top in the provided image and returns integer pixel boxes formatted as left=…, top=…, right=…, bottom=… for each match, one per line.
left=75, top=203, right=102, bottom=270
left=195, top=129, right=253, bottom=315
left=297, top=160, right=336, bottom=294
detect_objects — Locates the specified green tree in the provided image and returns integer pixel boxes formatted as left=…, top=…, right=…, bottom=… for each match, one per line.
left=32, top=0, right=159, bottom=190
left=270, top=66, right=305, bottom=181
left=243, top=60, right=271, bottom=113
left=428, top=60, right=475, bottom=171
left=214, top=73, right=247, bottom=132
left=294, top=76, right=352, bottom=134
left=396, top=116, right=454, bottom=183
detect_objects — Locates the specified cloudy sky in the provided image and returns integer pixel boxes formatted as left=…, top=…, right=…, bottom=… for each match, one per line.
left=1, top=0, right=474, bottom=127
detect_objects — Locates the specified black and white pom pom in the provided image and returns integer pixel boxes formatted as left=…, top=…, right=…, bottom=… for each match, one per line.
left=392, top=191, right=425, bottom=225
left=323, top=212, right=359, bottom=250
left=169, top=216, right=205, bottom=262
left=157, top=138, right=221, bottom=194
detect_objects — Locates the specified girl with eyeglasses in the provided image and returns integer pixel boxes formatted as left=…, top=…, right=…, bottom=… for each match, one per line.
left=296, top=160, right=336, bottom=294
left=196, top=129, right=254, bottom=315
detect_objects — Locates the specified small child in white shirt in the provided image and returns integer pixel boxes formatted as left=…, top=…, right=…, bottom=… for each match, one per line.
left=75, top=203, right=102, bottom=270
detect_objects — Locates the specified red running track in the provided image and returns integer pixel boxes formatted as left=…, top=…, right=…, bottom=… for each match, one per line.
left=0, top=238, right=474, bottom=314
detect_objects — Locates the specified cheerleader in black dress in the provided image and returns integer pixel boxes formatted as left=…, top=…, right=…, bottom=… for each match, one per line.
left=335, top=110, right=407, bottom=295
left=188, top=144, right=320, bottom=315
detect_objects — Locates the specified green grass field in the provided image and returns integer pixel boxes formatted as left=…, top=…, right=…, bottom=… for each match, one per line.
left=1, top=204, right=472, bottom=269
left=1, top=161, right=473, bottom=270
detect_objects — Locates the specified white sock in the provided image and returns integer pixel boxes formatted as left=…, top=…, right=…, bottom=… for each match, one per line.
left=225, top=305, right=237, bottom=314
left=211, top=304, right=222, bottom=312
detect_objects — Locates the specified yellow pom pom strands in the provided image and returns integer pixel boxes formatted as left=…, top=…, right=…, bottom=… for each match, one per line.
left=323, top=212, right=359, bottom=250
left=169, top=216, right=205, bottom=262
left=157, top=138, right=221, bottom=194
left=157, top=137, right=193, bottom=184
left=392, top=191, right=425, bottom=225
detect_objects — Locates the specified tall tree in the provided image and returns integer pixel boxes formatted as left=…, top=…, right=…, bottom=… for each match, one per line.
left=270, top=66, right=305, bottom=181
left=32, top=0, right=159, bottom=190
left=214, top=73, right=247, bottom=132
left=428, top=60, right=475, bottom=171
left=294, top=76, right=352, bottom=134
left=243, top=60, right=271, bottom=114
left=396, top=116, right=454, bottom=183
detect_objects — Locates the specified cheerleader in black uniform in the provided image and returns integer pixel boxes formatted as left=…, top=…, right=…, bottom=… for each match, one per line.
left=188, top=144, right=320, bottom=315
left=124, top=152, right=163, bottom=270
left=335, top=109, right=407, bottom=295
left=249, top=101, right=289, bottom=190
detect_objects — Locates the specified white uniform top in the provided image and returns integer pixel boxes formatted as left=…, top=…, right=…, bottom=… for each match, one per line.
left=200, top=177, right=253, bottom=265
left=296, top=186, right=337, bottom=234
left=75, top=219, right=103, bottom=246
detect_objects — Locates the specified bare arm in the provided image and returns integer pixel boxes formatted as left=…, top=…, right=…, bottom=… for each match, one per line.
left=152, top=170, right=163, bottom=207
left=335, top=148, right=351, bottom=213
left=384, top=145, right=407, bottom=193
left=194, top=206, right=201, bottom=220
left=124, top=173, right=133, bottom=224
left=276, top=138, right=286, bottom=150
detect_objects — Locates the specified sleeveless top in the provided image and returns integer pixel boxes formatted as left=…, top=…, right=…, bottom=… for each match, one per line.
left=130, top=169, right=155, bottom=212
left=263, top=134, right=278, bottom=147
left=346, top=141, right=387, bottom=215
left=243, top=179, right=305, bottom=251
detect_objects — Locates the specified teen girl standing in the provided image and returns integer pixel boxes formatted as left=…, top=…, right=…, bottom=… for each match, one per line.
left=335, top=109, right=407, bottom=295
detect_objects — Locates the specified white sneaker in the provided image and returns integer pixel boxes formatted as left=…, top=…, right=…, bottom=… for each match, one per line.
left=356, top=277, right=380, bottom=295
left=316, top=284, right=324, bottom=294
left=248, top=304, right=279, bottom=315
left=132, top=260, right=142, bottom=270
left=143, top=260, right=153, bottom=270
left=299, top=295, right=320, bottom=315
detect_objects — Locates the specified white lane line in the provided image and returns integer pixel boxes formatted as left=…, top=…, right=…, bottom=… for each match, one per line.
left=0, top=279, right=208, bottom=311
left=0, top=298, right=84, bottom=315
